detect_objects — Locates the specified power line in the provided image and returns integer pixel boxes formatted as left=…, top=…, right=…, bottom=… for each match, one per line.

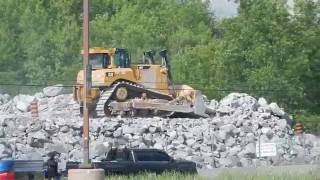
left=0, top=82, right=318, bottom=92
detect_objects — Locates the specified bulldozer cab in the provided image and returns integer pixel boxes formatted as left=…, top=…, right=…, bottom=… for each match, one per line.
left=89, top=53, right=110, bottom=69
left=85, top=47, right=131, bottom=69
left=114, top=48, right=130, bottom=68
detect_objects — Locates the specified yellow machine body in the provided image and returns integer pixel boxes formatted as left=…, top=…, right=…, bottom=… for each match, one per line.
left=74, top=47, right=171, bottom=104
left=73, top=47, right=208, bottom=117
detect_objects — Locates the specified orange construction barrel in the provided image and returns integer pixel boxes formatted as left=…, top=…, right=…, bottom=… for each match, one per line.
left=294, top=121, right=304, bottom=135
left=30, top=98, right=39, bottom=120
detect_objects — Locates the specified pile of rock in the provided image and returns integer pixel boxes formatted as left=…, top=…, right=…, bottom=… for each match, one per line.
left=0, top=94, right=10, bottom=105
left=0, top=86, right=319, bottom=170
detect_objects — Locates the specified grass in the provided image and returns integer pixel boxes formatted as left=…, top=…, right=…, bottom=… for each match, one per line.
left=16, top=173, right=320, bottom=180
left=103, top=172, right=320, bottom=180
left=16, top=170, right=320, bottom=180
left=295, top=113, right=320, bottom=135
left=105, top=172, right=201, bottom=180
left=215, top=172, right=320, bottom=180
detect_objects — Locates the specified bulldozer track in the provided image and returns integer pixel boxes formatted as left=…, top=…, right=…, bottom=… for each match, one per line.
left=95, top=82, right=120, bottom=117
left=95, top=81, right=174, bottom=117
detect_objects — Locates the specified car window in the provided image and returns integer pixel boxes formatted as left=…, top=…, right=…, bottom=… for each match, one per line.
left=106, top=149, right=131, bottom=161
left=134, top=151, right=170, bottom=162
left=153, top=151, right=170, bottom=161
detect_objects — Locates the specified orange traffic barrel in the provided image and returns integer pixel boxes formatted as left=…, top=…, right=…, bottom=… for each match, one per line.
left=294, top=121, right=304, bottom=135
left=30, top=98, right=39, bottom=120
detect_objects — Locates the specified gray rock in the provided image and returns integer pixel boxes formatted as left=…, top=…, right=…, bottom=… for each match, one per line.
left=216, top=130, right=227, bottom=142
left=258, top=97, right=268, bottom=107
left=138, top=143, right=147, bottom=148
left=217, top=144, right=226, bottom=152
left=122, top=125, right=137, bottom=135
left=304, top=134, right=317, bottom=148
left=212, top=151, right=220, bottom=158
left=123, top=133, right=133, bottom=141
left=104, top=131, right=113, bottom=137
left=90, top=141, right=110, bottom=158
left=269, top=102, right=285, bottom=116
left=225, top=137, right=236, bottom=147
left=43, top=84, right=64, bottom=97
left=228, top=145, right=241, bottom=156
left=16, top=101, right=30, bottom=112
left=103, top=121, right=120, bottom=132
left=220, top=124, right=236, bottom=134
left=143, top=133, right=153, bottom=146
left=17, top=125, right=27, bottom=133
left=69, top=149, right=82, bottom=162
left=278, top=119, right=288, bottom=130
left=153, top=142, right=164, bottom=149
left=241, top=124, right=253, bottom=133
left=90, top=120, right=101, bottom=133
left=28, top=131, right=49, bottom=148
left=0, top=127, right=4, bottom=138
left=243, top=143, right=256, bottom=158
left=34, top=92, right=45, bottom=99
left=209, top=99, right=219, bottom=109
left=290, top=145, right=305, bottom=157
left=113, top=127, right=123, bottom=138
left=168, top=130, right=177, bottom=140
left=0, top=143, right=11, bottom=158
left=14, top=95, right=35, bottom=112
left=22, top=150, right=43, bottom=160
left=219, top=157, right=235, bottom=168
left=206, top=99, right=218, bottom=114
left=240, top=158, right=252, bottom=167
left=261, top=127, right=271, bottom=134
left=31, top=130, right=47, bottom=140
left=186, top=139, right=196, bottom=147
left=310, top=146, right=320, bottom=157
left=45, top=142, right=72, bottom=154
left=60, top=126, right=69, bottom=133
left=176, top=135, right=185, bottom=145
left=149, top=126, right=159, bottom=133
left=130, top=140, right=141, bottom=148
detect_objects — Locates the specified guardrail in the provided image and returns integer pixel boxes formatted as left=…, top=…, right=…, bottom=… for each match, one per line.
left=13, top=160, right=44, bottom=173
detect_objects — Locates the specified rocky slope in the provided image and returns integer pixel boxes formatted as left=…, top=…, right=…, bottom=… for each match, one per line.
left=0, top=85, right=319, bottom=170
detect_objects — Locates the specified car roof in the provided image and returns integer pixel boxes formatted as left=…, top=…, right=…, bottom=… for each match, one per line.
left=131, top=148, right=163, bottom=152
left=110, top=148, right=164, bottom=152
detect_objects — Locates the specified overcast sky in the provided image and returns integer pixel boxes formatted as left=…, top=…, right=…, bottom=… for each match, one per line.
left=210, top=0, right=295, bottom=18
left=210, top=0, right=238, bottom=18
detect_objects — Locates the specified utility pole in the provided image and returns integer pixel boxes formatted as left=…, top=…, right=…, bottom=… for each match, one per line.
left=82, top=0, right=91, bottom=167
left=69, top=0, right=105, bottom=178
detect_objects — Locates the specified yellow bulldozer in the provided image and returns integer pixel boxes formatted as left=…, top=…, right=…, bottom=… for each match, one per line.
left=73, top=47, right=208, bottom=117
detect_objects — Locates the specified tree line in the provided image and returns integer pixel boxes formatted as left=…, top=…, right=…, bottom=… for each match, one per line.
left=0, top=0, right=319, bottom=116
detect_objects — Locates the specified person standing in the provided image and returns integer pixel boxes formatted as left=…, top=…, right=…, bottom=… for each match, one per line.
left=46, top=154, right=59, bottom=180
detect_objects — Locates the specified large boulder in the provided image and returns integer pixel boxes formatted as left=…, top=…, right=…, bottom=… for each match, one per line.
left=218, top=93, right=258, bottom=114
left=13, top=94, right=35, bottom=112
left=43, top=84, right=64, bottom=97
left=269, top=102, right=285, bottom=116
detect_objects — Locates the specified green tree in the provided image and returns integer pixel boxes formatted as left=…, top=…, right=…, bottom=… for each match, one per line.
left=293, top=0, right=320, bottom=112
left=216, top=0, right=313, bottom=110
left=91, top=0, right=213, bottom=62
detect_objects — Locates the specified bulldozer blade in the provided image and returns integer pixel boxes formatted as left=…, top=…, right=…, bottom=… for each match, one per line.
left=192, top=90, right=209, bottom=118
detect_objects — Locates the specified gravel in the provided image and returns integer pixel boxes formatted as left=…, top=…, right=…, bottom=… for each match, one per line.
left=0, top=89, right=319, bottom=170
